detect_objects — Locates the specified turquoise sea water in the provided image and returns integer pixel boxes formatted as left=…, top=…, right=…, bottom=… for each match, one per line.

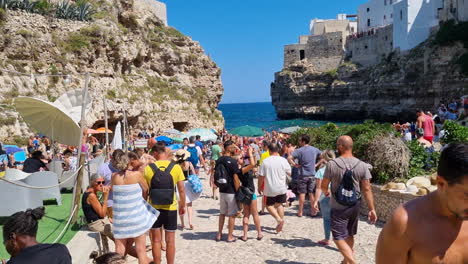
left=218, top=102, right=350, bottom=131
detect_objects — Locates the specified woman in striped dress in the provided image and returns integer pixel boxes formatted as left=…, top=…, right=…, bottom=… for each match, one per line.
left=111, top=151, right=159, bottom=264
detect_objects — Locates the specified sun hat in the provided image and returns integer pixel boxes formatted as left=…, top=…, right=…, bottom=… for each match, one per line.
left=172, top=149, right=190, bottom=162
left=401, top=185, right=418, bottom=195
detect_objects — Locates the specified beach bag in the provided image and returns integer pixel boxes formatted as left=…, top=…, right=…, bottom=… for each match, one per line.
left=187, top=146, right=199, bottom=167
left=332, top=159, right=361, bottom=207
left=188, top=174, right=203, bottom=194
left=149, top=162, right=176, bottom=206
left=214, top=162, right=229, bottom=189
left=235, top=186, right=253, bottom=205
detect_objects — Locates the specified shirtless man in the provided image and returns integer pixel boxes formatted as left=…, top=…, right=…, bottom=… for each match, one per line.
left=416, top=109, right=435, bottom=143
left=376, top=143, right=468, bottom=264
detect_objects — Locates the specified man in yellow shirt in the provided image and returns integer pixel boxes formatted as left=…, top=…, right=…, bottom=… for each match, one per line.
left=145, top=142, right=185, bottom=264
left=258, top=140, right=270, bottom=215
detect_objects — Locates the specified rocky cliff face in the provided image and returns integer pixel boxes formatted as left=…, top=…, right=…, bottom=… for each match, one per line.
left=0, top=0, right=224, bottom=144
left=272, top=37, right=468, bottom=122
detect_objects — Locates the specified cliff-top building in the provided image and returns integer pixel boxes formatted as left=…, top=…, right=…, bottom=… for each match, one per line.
left=284, top=14, right=357, bottom=72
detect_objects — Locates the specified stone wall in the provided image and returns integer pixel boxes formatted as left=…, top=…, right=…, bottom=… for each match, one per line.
left=346, top=25, right=393, bottom=67
left=360, top=185, right=416, bottom=222
left=284, top=44, right=307, bottom=68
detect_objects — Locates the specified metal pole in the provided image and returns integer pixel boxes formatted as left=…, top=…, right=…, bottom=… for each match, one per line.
left=71, top=73, right=90, bottom=223
left=103, top=98, right=109, bottom=161
left=123, top=107, right=128, bottom=152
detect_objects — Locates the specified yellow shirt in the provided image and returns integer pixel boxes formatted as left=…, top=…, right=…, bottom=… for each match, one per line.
left=259, top=151, right=270, bottom=165
left=144, top=160, right=185, bottom=211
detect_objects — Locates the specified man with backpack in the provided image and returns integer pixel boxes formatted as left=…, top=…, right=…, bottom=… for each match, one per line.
left=321, top=136, right=377, bottom=264
left=144, top=142, right=186, bottom=264
left=184, top=136, right=204, bottom=175
left=214, top=140, right=241, bottom=242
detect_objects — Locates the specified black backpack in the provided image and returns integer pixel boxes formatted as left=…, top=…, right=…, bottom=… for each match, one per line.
left=149, top=162, right=176, bottom=206
left=332, top=159, right=361, bottom=207
left=214, top=161, right=229, bottom=189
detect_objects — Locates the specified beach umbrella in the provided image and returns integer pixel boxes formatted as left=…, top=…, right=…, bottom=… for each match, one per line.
left=87, top=128, right=100, bottom=134
left=186, top=128, right=217, bottom=142
left=14, top=89, right=91, bottom=146
left=96, top=127, right=113, bottom=134
left=172, top=137, right=184, bottom=143
left=279, top=126, right=301, bottom=134
left=156, top=136, right=173, bottom=145
left=111, top=122, right=122, bottom=150
left=4, top=146, right=24, bottom=155
left=230, top=125, right=264, bottom=137
left=167, top=144, right=183, bottom=151
left=163, top=128, right=183, bottom=136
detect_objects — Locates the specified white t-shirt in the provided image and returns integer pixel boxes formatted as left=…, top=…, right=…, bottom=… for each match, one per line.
left=259, top=155, right=291, bottom=197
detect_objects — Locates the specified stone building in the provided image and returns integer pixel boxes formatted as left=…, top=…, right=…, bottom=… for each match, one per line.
left=346, top=25, right=393, bottom=67
left=357, top=0, right=400, bottom=32
left=284, top=14, right=357, bottom=72
left=438, top=0, right=468, bottom=22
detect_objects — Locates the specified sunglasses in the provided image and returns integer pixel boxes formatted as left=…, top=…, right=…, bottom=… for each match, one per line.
left=95, top=181, right=105, bottom=185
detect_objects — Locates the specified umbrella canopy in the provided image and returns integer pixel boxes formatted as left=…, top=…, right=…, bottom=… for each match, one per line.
left=163, top=128, right=183, bottom=136
left=111, top=122, right=122, bottom=150
left=156, top=136, right=173, bottom=145
left=279, top=126, right=302, bottom=134
left=186, top=128, right=217, bottom=142
left=15, top=97, right=80, bottom=146
left=87, top=128, right=100, bottom=134
left=230, top=125, right=264, bottom=137
left=167, top=144, right=183, bottom=151
left=96, top=127, right=113, bottom=134
left=4, top=146, right=24, bottom=155
left=14, top=89, right=91, bottom=146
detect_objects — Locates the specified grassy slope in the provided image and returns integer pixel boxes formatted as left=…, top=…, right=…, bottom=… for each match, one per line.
left=0, top=193, right=83, bottom=259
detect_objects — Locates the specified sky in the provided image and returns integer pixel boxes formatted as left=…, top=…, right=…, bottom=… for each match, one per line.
left=163, top=0, right=365, bottom=104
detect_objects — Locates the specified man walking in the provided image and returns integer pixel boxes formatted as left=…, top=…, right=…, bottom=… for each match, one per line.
left=184, top=136, right=204, bottom=175
left=215, top=140, right=241, bottom=242
left=259, top=143, right=291, bottom=233
left=376, top=143, right=468, bottom=263
left=321, top=136, right=377, bottom=264
left=288, top=135, right=322, bottom=217
left=145, top=143, right=186, bottom=264
left=416, top=109, right=435, bottom=143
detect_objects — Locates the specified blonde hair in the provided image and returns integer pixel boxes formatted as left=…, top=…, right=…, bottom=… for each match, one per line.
left=111, top=150, right=129, bottom=172
left=322, top=149, right=336, bottom=162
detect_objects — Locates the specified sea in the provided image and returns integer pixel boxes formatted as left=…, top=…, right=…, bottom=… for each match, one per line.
left=218, top=102, right=350, bottom=131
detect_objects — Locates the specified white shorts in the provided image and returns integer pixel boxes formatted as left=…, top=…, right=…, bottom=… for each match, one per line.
left=219, top=193, right=238, bottom=216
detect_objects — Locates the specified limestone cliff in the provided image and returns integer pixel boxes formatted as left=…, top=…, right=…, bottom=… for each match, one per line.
left=272, top=35, right=468, bottom=122
left=0, top=0, right=224, bottom=144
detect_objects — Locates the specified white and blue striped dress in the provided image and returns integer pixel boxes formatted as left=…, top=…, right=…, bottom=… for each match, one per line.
left=112, top=183, right=159, bottom=239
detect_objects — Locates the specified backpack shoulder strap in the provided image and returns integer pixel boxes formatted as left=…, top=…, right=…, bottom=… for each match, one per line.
left=351, top=160, right=361, bottom=170
left=329, top=158, right=345, bottom=170
left=149, top=163, right=159, bottom=174
left=166, top=162, right=176, bottom=173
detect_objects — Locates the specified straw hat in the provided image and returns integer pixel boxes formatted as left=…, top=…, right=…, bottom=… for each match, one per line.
left=400, top=185, right=418, bottom=195
left=172, top=149, right=190, bottom=162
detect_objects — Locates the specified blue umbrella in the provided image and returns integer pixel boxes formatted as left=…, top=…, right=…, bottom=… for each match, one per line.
left=167, top=144, right=183, bottom=151
left=156, top=136, right=173, bottom=144
left=5, top=146, right=24, bottom=155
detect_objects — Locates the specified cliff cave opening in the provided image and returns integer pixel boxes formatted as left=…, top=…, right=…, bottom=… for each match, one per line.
left=173, top=122, right=188, bottom=132
left=300, top=50, right=305, bottom=60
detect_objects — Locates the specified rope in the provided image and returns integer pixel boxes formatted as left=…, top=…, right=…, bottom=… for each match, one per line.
left=51, top=204, right=78, bottom=244
left=0, top=165, right=83, bottom=189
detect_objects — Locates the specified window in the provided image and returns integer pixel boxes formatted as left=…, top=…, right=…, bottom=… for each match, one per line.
left=367, top=19, right=371, bottom=27
left=385, top=36, right=388, bottom=41
left=300, top=50, right=305, bottom=60
left=400, top=10, right=403, bottom=20
left=391, top=13, right=393, bottom=18
left=367, top=7, right=370, bottom=12
left=384, top=15, right=386, bottom=20
left=384, top=0, right=387, bottom=5
left=365, top=45, right=368, bottom=49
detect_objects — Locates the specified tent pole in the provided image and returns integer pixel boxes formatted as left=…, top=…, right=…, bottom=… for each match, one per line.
left=71, top=73, right=90, bottom=224
left=123, top=107, right=128, bottom=153
left=103, top=98, right=109, bottom=161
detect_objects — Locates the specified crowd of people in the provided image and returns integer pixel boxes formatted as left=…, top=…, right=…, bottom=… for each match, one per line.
left=1, top=125, right=467, bottom=264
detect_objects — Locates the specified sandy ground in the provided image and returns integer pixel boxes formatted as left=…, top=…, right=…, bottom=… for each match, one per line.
left=123, top=169, right=383, bottom=264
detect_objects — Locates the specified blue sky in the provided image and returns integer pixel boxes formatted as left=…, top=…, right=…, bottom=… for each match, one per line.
left=163, top=0, right=365, bottom=104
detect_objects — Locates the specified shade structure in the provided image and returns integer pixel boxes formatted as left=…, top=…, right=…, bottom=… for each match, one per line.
left=156, top=136, right=173, bottom=145
left=279, top=126, right=302, bottom=134
left=167, top=144, right=183, bottom=151
left=4, top=146, right=23, bottom=155
left=111, top=122, right=122, bottom=150
left=163, top=128, right=183, bottom=136
left=230, top=125, right=264, bottom=137
left=15, top=97, right=81, bottom=146
left=96, top=127, right=112, bottom=134
left=87, top=128, right=100, bottom=134
left=186, top=128, right=217, bottom=142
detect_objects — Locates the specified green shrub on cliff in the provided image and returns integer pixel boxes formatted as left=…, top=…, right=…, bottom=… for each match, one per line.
left=442, top=120, right=468, bottom=144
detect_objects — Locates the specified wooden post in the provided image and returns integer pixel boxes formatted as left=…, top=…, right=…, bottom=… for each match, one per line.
left=71, top=73, right=90, bottom=224
left=103, top=98, right=109, bottom=161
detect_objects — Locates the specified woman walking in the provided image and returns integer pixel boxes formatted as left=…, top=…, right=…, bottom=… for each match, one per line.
left=238, top=147, right=263, bottom=241
left=313, top=150, right=336, bottom=246
left=173, top=149, right=200, bottom=230
left=111, top=151, right=159, bottom=264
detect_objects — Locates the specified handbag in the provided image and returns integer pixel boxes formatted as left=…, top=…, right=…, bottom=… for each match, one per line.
left=235, top=186, right=254, bottom=205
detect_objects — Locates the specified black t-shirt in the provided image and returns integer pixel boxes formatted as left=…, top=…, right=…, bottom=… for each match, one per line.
left=7, top=243, right=71, bottom=264
left=23, top=158, right=46, bottom=173
left=216, top=156, right=241, bottom=194
left=240, top=169, right=255, bottom=193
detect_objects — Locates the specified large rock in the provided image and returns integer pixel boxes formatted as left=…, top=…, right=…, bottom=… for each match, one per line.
left=271, top=37, right=468, bottom=122
left=0, top=2, right=224, bottom=144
